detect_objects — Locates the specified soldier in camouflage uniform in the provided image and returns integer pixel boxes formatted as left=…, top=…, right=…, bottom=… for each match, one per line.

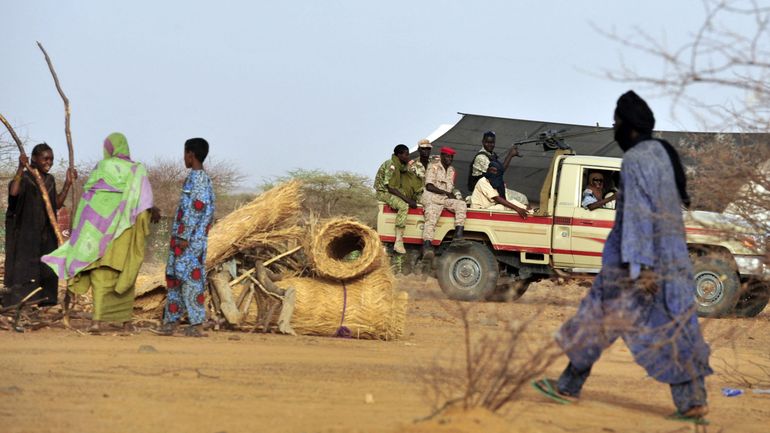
left=375, top=144, right=420, bottom=254
left=421, top=146, right=466, bottom=259
left=408, top=139, right=436, bottom=186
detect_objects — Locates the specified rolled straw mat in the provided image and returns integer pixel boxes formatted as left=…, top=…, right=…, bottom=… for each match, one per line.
left=282, top=267, right=408, bottom=340
left=308, top=218, right=384, bottom=280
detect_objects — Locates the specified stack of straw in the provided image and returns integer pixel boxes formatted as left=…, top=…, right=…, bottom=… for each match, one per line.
left=132, top=182, right=408, bottom=340
left=205, top=180, right=303, bottom=269
left=134, top=181, right=304, bottom=317
left=288, top=219, right=407, bottom=340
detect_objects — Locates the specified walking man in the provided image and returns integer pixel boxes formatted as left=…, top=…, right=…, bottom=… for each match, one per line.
left=421, top=146, right=466, bottom=259
left=533, top=91, right=711, bottom=420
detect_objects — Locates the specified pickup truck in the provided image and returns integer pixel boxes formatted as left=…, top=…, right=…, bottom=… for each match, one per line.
left=377, top=150, right=769, bottom=318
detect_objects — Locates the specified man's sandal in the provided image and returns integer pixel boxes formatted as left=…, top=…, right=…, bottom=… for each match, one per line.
left=666, top=406, right=710, bottom=425
left=531, top=378, right=578, bottom=405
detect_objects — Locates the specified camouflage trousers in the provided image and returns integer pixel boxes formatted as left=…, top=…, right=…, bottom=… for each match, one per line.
left=422, top=198, right=467, bottom=241
left=377, top=191, right=409, bottom=228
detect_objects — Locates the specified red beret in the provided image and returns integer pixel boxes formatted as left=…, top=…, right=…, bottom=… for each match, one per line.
left=440, top=146, right=456, bottom=155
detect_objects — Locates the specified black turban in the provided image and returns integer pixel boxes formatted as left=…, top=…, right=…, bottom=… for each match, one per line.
left=615, top=90, right=655, bottom=134
left=614, top=90, right=690, bottom=208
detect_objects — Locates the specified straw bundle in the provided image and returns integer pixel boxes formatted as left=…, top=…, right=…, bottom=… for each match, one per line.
left=308, top=218, right=383, bottom=280
left=283, top=265, right=408, bottom=340
left=206, top=180, right=303, bottom=269
left=133, top=289, right=165, bottom=317
left=135, top=180, right=304, bottom=298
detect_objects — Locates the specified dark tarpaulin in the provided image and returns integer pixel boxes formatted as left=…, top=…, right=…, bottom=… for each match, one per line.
left=418, top=113, right=768, bottom=200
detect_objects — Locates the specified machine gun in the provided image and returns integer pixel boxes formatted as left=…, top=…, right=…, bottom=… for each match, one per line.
left=509, top=126, right=612, bottom=154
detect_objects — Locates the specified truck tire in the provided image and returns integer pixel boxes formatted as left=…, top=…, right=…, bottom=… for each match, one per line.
left=733, top=280, right=770, bottom=317
left=436, top=242, right=498, bottom=301
left=693, top=256, right=740, bottom=317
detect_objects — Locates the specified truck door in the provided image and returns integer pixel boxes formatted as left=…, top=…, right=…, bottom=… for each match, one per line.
left=551, top=164, right=580, bottom=267
left=570, top=167, right=619, bottom=268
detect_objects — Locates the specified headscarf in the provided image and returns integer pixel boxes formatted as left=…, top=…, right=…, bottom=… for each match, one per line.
left=615, top=91, right=690, bottom=208
left=42, top=133, right=154, bottom=279
left=103, top=131, right=132, bottom=160
left=484, top=160, right=506, bottom=197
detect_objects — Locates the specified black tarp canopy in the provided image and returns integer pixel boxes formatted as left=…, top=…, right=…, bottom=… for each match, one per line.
left=418, top=113, right=765, bottom=201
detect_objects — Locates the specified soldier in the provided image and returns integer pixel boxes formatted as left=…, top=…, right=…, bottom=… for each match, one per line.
left=421, top=146, right=467, bottom=259
left=468, top=130, right=499, bottom=191
left=408, top=138, right=436, bottom=184
left=375, top=144, right=419, bottom=254
left=468, top=130, right=526, bottom=205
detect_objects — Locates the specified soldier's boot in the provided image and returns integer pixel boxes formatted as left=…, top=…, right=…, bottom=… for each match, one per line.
left=454, top=225, right=465, bottom=240
left=422, top=240, right=435, bottom=260
left=451, top=225, right=470, bottom=247
left=394, top=227, right=406, bottom=254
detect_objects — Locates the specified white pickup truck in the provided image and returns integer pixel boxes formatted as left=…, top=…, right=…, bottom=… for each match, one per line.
left=377, top=150, right=769, bottom=318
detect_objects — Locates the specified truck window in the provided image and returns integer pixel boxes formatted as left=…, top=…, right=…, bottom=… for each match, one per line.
left=580, top=168, right=619, bottom=211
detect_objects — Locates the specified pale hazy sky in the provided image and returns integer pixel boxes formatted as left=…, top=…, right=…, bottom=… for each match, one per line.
left=1, top=1, right=747, bottom=187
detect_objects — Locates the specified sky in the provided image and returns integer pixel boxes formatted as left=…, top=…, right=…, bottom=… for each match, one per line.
left=0, top=1, right=750, bottom=188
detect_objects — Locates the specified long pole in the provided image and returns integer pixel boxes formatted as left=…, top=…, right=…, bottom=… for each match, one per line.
left=37, top=42, right=75, bottom=214
left=36, top=42, right=76, bottom=326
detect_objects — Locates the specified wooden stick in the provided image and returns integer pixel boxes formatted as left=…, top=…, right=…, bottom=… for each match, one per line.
left=247, top=274, right=282, bottom=300
left=37, top=42, right=77, bottom=327
left=0, top=114, right=64, bottom=245
left=228, top=246, right=302, bottom=287
left=37, top=42, right=75, bottom=186
left=0, top=287, right=44, bottom=314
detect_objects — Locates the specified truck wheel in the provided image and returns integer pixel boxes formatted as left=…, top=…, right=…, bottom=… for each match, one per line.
left=436, top=242, right=498, bottom=301
left=733, top=280, right=770, bottom=317
left=693, top=257, right=740, bottom=317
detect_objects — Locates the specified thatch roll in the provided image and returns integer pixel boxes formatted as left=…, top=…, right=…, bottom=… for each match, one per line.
left=308, top=218, right=383, bottom=280
left=135, top=180, right=304, bottom=298
left=206, top=180, right=303, bottom=269
left=283, top=266, right=408, bottom=340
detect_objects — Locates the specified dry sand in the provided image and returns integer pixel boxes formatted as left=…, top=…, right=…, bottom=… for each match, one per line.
left=1, top=276, right=769, bottom=433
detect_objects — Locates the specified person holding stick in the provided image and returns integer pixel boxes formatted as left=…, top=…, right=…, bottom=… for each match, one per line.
left=3, top=143, right=76, bottom=307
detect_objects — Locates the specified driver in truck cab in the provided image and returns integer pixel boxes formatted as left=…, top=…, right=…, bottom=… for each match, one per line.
left=581, top=171, right=617, bottom=211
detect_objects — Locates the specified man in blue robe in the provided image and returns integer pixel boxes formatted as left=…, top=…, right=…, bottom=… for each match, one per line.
left=535, top=91, right=712, bottom=419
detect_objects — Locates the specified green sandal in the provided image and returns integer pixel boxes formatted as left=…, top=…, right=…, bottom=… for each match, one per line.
left=531, top=378, right=577, bottom=405
left=666, top=411, right=710, bottom=425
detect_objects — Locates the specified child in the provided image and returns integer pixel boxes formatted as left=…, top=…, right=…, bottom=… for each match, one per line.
left=159, top=138, right=215, bottom=337
left=5, top=143, right=76, bottom=308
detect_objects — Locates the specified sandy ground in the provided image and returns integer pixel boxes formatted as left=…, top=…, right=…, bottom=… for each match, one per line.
left=1, top=276, right=769, bottom=433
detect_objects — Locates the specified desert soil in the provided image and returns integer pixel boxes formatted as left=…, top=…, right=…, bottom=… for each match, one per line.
left=1, top=276, right=769, bottom=433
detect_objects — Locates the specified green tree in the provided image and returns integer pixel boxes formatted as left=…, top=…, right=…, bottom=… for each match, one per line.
left=265, top=169, right=378, bottom=226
